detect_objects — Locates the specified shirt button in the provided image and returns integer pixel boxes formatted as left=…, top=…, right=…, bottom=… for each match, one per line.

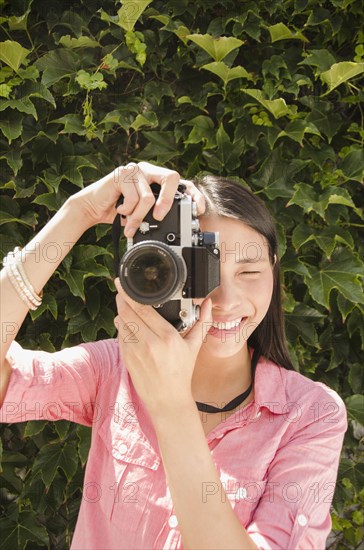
left=297, top=514, right=307, bottom=526
left=168, top=515, right=178, bottom=528
left=237, top=487, right=247, bottom=500
left=119, top=444, right=128, bottom=455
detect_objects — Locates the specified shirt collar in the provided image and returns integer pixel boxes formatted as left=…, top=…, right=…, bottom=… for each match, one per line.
left=253, top=352, right=288, bottom=415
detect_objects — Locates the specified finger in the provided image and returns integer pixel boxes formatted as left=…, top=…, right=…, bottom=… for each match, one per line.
left=122, top=170, right=156, bottom=237
left=114, top=315, right=140, bottom=345
left=115, top=165, right=139, bottom=216
left=137, top=162, right=181, bottom=221
left=180, top=179, right=206, bottom=216
left=114, top=278, right=176, bottom=337
left=153, top=171, right=180, bottom=221
left=183, top=297, right=212, bottom=351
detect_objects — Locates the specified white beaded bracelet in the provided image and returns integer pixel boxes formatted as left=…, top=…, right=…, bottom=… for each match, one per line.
left=15, top=250, right=42, bottom=305
left=3, top=247, right=43, bottom=310
left=5, top=262, right=37, bottom=310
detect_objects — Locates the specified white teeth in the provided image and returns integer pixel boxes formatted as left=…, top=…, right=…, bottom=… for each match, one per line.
left=212, top=318, right=243, bottom=330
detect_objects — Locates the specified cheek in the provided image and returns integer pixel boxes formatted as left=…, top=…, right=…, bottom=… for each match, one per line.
left=253, top=274, right=274, bottom=313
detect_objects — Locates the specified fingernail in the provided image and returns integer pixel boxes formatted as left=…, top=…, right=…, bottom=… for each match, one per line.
left=154, top=207, right=168, bottom=220
left=124, top=225, right=136, bottom=237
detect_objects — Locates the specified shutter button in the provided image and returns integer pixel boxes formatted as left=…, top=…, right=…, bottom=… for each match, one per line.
left=297, top=514, right=307, bottom=526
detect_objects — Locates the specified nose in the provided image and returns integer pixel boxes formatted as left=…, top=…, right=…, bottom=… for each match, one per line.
left=207, top=279, right=241, bottom=312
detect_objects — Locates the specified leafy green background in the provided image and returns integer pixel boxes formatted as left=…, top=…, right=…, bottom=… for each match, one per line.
left=0, top=0, right=363, bottom=548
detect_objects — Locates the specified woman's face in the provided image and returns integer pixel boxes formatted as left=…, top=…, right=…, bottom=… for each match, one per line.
left=191, top=214, right=276, bottom=358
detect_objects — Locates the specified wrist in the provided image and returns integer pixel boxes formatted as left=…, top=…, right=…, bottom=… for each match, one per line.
left=63, top=195, right=94, bottom=232
left=150, top=396, right=198, bottom=432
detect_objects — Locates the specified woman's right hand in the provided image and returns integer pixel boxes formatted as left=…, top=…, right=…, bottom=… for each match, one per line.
left=70, top=162, right=206, bottom=237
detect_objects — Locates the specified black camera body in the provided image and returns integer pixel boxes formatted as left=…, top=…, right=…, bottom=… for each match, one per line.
left=113, top=184, right=220, bottom=331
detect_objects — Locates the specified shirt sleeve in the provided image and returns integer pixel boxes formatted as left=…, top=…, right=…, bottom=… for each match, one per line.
left=247, top=387, right=348, bottom=550
left=0, top=339, right=120, bottom=427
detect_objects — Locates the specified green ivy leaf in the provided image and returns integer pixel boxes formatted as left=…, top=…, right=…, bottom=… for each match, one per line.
left=0, top=97, right=37, bottom=120
left=54, top=420, right=71, bottom=441
left=0, top=109, right=22, bottom=142
left=7, top=6, right=32, bottom=32
left=67, top=307, right=115, bottom=341
left=299, top=49, right=337, bottom=72
left=184, top=115, right=216, bottom=147
left=59, top=35, right=100, bottom=49
left=0, top=40, right=30, bottom=72
left=50, top=114, right=87, bottom=137
left=75, top=70, right=107, bottom=91
left=314, top=227, right=354, bottom=258
left=303, top=97, right=342, bottom=143
left=32, top=192, right=62, bottom=212
left=304, top=248, right=364, bottom=309
left=86, top=287, right=100, bottom=320
left=251, top=148, right=308, bottom=199
left=201, top=61, right=252, bottom=84
left=24, top=421, right=48, bottom=438
left=287, top=184, right=356, bottom=219
left=139, top=131, right=180, bottom=163
left=0, top=149, right=22, bottom=175
left=268, top=23, right=308, bottom=43
left=77, top=425, right=91, bottom=467
left=38, top=333, right=57, bottom=352
left=277, top=119, right=321, bottom=144
left=131, top=111, right=158, bottom=130
left=0, top=210, right=37, bottom=227
left=321, top=61, right=364, bottom=93
left=348, top=364, right=363, bottom=394
left=347, top=307, right=364, bottom=342
left=187, top=34, right=244, bottom=62
left=291, top=223, right=315, bottom=250
left=32, top=442, right=79, bottom=489
left=293, top=224, right=355, bottom=257
left=345, top=395, right=364, bottom=425
left=29, top=293, right=58, bottom=321
left=35, top=49, right=79, bottom=87
left=116, top=0, right=152, bottom=31
left=339, top=149, right=364, bottom=182
left=62, top=264, right=110, bottom=300
left=59, top=247, right=111, bottom=299
left=0, top=511, right=49, bottom=549
left=286, top=304, right=324, bottom=346
left=242, top=89, right=297, bottom=118
left=20, top=80, right=56, bottom=108
left=339, top=459, right=364, bottom=491
left=0, top=83, right=12, bottom=98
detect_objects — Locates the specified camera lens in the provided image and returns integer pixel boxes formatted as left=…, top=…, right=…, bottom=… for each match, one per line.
left=119, top=241, right=186, bottom=305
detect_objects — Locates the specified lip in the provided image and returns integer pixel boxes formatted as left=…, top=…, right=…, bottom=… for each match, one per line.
left=208, top=317, right=248, bottom=338
left=212, top=316, right=245, bottom=323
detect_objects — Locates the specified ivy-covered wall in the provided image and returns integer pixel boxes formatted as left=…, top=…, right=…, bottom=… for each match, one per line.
left=0, top=0, right=363, bottom=548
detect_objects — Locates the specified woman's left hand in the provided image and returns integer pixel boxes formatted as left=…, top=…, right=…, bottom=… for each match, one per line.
left=114, top=277, right=212, bottom=420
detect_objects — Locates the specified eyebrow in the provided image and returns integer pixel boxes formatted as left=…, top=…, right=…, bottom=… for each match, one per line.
left=236, top=258, right=269, bottom=264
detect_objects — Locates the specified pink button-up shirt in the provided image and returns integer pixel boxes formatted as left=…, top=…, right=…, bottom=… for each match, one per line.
left=1, top=339, right=347, bottom=550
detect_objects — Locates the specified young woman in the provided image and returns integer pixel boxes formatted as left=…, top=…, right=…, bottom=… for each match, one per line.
left=0, top=162, right=347, bottom=550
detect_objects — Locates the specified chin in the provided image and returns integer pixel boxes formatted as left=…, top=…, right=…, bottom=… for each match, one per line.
left=200, top=336, right=248, bottom=357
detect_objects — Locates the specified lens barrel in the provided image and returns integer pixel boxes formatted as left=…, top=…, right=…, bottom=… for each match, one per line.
left=119, top=241, right=187, bottom=305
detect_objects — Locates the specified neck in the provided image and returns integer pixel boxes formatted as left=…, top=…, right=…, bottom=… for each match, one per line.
left=191, top=345, right=251, bottom=405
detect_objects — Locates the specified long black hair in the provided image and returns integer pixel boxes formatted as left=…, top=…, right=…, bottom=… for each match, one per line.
left=193, top=175, right=294, bottom=371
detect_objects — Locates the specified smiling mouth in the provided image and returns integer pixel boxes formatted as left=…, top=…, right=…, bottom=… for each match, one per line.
left=208, top=317, right=247, bottom=335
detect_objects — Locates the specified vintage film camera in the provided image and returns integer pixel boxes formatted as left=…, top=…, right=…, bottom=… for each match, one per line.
left=112, top=183, right=220, bottom=331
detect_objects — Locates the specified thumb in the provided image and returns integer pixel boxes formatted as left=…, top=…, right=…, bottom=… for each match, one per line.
left=184, top=298, right=213, bottom=351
